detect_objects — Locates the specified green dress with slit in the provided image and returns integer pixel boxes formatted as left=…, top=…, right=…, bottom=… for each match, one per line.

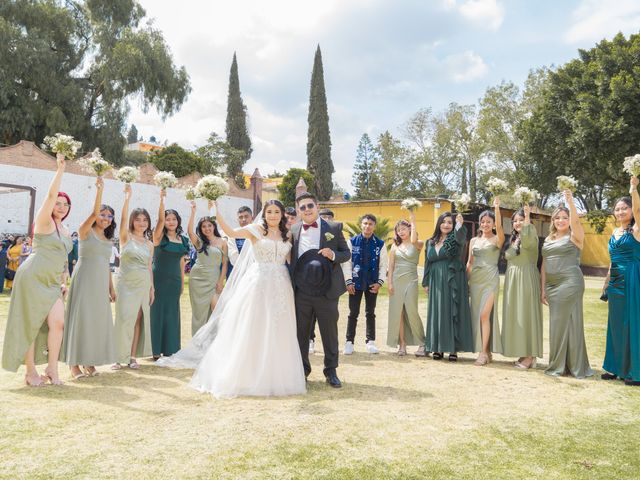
left=189, top=242, right=223, bottom=336
left=2, top=232, right=73, bottom=372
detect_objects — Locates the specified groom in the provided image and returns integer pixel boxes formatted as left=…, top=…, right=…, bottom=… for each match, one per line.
left=290, top=192, right=351, bottom=388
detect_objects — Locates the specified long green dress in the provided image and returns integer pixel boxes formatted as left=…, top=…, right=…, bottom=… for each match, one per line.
left=422, top=225, right=474, bottom=353
left=2, top=232, right=73, bottom=372
left=603, top=231, right=640, bottom=381
left=151, top=234, right=189, bottom=356
left=114, top=238, right=153, bottom=364
left=61, top=229, right=115, bottom=365
left=387, top=244, right=425, bottom=347
left=501, top=224, right=543, bottom=358
left=189, top=241, right=223, bottom=335
left=469, top=239, right=502, bottom=353
left=542, top=235, right=593, bottom=378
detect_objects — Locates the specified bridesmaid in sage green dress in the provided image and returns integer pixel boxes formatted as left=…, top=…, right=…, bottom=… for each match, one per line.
left=601, top=177, right=640, bottom=386
left=422, top=212, right=474, bottom=360
left=186, top=201, right=227, bottom=336
left=113, top=184, right=154, bottom=369
left=501, top=205, right=543, bottom=370
left=387, top=211, right=425, bottom=355
left=2, top=153, right=72, bottom=386
left=467, top=198, right=504, bottom=366
left=61, top=176, right=116, bottom=378
left=541, top=190, right=593, bottom=379
left=151, top=192, right=189, bottom=358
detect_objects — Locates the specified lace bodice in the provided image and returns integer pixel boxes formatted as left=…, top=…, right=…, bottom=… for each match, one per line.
left=252, top=238, right=291, bottom=264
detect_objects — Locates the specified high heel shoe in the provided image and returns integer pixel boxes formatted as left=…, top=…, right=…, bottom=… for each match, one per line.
left=24, top=374, right=45, bottom=387
left=82, top=366, right=99, bottom=377
left=43, top=368, right=64, bottom=385
left=474, top=352, right=489, bottom=366
left=515, top=358, right=537, bottom=370
left=397, top=346, right=407, bottom=356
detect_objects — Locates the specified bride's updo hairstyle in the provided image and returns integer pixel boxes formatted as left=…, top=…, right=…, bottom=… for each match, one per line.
left=261, top=199, right=288, bottom=241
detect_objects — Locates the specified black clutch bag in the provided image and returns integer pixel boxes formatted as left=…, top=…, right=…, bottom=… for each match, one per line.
left=600, top=291, right=608, bottom=302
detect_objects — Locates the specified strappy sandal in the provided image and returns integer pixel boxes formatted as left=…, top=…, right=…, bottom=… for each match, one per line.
left=397, top=346, right=407, bottom=356
left=83, top=366, right=99, bottom=377
left=448, top=353, right=458, bottom=362
left=432, top=352, right=443, bottom=360
left=414, top=345, right=427, bottom=357
left=24, top=374, right=46, bottom=387
left=127, top=359, right=140, bottom=370
left=474, top=353, right=489, bottom=366
left=111, top=363, right=123, bottom=370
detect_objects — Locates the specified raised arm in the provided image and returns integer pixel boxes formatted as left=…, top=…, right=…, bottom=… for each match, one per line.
left=494, top=197, right=505, bottom=248
left=409, top=211, right=424, bottom=250
left=631, top=176, right=640, bottom=240
left=520, top=205, right=539, bottom=251
left=211, top=200, right=254, bottom=239
left=34, top=153, right=65, bottom=234
left=78, top=177, right=104, bottom=240
left=186, top=201, right=200, bottom=248
left=119, top=184, right=132, bottom=245
left=565, top=190, right=584, bottom=249
left=153, top=189, right=166, bottom=245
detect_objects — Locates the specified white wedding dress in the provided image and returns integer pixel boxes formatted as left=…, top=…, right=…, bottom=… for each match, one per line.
left=157, top=224, right=306, bottom=398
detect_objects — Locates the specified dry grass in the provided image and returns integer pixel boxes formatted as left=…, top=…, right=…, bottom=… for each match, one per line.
left=1, top=277, right=639, bottom=479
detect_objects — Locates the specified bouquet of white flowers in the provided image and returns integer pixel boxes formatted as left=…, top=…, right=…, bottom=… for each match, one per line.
left=556, top=175, right=578, bottom=192
left=195, top=175, right=229, bottom=200
left=185, top=186, right=199, bottom=201
left=513, top=186, right=540, bottom=205
left=623, top=154, right=640, bottom=177
left=486, top=177, right=509, bottom=196
left=42, top=133, right=82, bottom=159
left=452, top=193, right=472, bottom=212
left=154, top=171, right=177, bottom=190
left=400, top=198, right=422, bottom=211
left=78, top=148, right=111, bottom=176
left=114, top=166, right=139, bottom=184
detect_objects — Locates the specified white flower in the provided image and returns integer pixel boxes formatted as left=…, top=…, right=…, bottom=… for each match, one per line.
left=400, top=198, right=422, bottom=211
left=325, top=232, right=335, bottom=241
left=623, top=154, right=640, bottom=177
left=114, top=166, right=139, bottom=184
left=556, top=175, right=578, bottom=192
left=154, top=171, right=177, bottom=190
left=184, top=186, right=199, bottom=201
left=42, top=133, right=82, bottom=159
left=453, top=193, right=472, bottom=212
left=195, top=175, right=229, bottom=200
left=486, top=177, right=509, bottom=195
left=78, top=148, right=111, bottom=176
left=513, top=186, right=540, bottom=205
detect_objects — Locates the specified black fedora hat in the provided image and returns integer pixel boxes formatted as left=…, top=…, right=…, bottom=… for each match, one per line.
left=294, top=249, right=332, bottom=297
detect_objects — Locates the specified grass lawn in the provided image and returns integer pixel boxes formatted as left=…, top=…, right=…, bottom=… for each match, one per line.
left=0, top=277, right=639, bottom=479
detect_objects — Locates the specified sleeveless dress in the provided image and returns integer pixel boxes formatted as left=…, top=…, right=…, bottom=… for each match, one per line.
left=542, top=235, right=593, bottom=378
left=114, top=238, right=153, bottom=364
left=603, top=231, right=640, bottom=381
left=469, top=240, right=502, bottom=353
left=189, top=242, right=223, bottom=335
left=62, top=229, right=116, bottom=365
left=150, top=235, right=190, bottom=356
left=386, top=244, right=425, bottom=347
left=2, top=232, right=73, bottom=372
left=501, top=224, right=543, bottom=358
left=189, top=226, right=306, bottom=398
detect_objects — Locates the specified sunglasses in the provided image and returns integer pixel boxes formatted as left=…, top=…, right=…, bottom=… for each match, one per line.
left=99, top=214, right=114, bottom=220
left=299, top=202, right=315, bottom=212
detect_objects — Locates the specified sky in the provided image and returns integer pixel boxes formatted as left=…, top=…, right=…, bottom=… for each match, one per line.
left=128, top=0, right=640, bottom=192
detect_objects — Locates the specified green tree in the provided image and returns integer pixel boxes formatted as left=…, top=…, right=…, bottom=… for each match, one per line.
left=149, top=143, right=203, bottom=177
left=278, top=168, right=315, bottom=207
left=195, top=131, right=245, bottom=180
left=0, top=0, right=190, bottom=163
left=225, top=52, right=252, bottom=185
left=351, top=133, right=380, bottom=199
left=122, top=149, right=148, bottom=167
left=373, top=131, right=406, bottom=198
left=126, top=124, right=139, bottom=144
left=306, top=45, right=334, bottom=200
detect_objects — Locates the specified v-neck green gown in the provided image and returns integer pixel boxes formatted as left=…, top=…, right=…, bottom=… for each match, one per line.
left=189, top=242, right=223, bottom=335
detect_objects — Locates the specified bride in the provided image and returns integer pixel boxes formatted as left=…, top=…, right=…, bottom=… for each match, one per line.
left=157, top=199, right=306, bottom=398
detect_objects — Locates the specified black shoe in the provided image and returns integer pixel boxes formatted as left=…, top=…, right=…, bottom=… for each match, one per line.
left=601, top=372, right=618, bottom=380
left=325, top=373, right=342, bottom=388
left=448, top=353, right=458, bottom=362
left=624, top=379, right=640, bottom=386
left=432, top=352, right=443, bottom=360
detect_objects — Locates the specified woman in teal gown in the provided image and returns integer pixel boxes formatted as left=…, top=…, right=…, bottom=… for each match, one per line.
left=541, top=190, right=593, bottom=379
left=2, top=153, right=72, bottom=386
left=602, top=176, right=640, bottom=386
left=422, top=212, right=474, bottom=360
left=151, top=191, right=189, bottom=358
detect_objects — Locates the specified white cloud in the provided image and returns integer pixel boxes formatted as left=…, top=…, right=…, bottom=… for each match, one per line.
left=565, top=0, right=640, bottom=44
left=447, top=0, right=505, bottom=31
left=442, top=51, right=489, bottom=83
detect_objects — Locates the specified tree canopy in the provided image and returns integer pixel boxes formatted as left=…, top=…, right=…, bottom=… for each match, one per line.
left=278, top=168, right=315, bottom=207
left=149, top=143, right=203, bottom=178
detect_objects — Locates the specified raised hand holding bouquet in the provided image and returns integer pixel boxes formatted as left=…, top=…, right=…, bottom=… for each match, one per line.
left=42, top=133, right=82, bottom=159
left=154, top=171, right=177, bottom=191
left=114, top=166, right=139, bottom=184
left=195, top=175, right=229, bottom=200
left=401, top=197, right=422, bottom=212
left=486, top=177, right=509, bottom=196
left=513, top=186, right=539, bottom=206
left=452, top=192, right=472, bottom=213
left=184, top=186, right=199, bottom=201
left=623, top=154, right=640, bottom=177
left=556, top=175, right=578, bottom=192
left=79, top=148, right=111, bottom=176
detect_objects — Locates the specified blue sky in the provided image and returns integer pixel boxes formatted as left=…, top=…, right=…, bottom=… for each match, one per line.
left=129, top=0, right=640, bottom=191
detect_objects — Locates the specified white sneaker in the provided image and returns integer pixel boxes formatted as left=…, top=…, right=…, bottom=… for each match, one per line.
left=344, top=341, right=354, bottom=355
left=309, top=339, right=315, bottom=354
left=366, top=341, right=379, bottom=354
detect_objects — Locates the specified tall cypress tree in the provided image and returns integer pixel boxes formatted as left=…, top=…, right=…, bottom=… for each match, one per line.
left=306, top=45, right=333, bottom=200
left=225, top=52, right=252, bottom=186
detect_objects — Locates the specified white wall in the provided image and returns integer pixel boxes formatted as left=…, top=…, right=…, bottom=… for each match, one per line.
left=0, top=164, right=252, bottom=236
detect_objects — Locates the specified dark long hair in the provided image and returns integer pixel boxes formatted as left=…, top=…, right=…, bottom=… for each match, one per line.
left=93, top=205, right=116, bottom=240
left=614, top=197, right=635, bottom=233
left=261, top=199, right=288, bottom=241
left=129, top=208, right=152, bottom=240
left=394, top=219, right=412, bottom=246
left=163, top=209, right=183, bottom=236
left=196, top=216, right=221, bottom=255
left=506, top=209, right=525, bottom=256
left=477, top=210, right=496, bottom=237
left=429, top=212, right=454, bottom=245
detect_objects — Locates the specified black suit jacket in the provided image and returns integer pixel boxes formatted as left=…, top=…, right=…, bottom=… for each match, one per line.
left=290, top=218, right=351, bottom=299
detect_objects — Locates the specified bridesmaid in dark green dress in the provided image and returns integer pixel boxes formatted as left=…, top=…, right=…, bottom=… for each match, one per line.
left=151, top=191, right=189, bottom=358
left=602, top=177, right=640, bottom=386
left=422, top=212, right=474, bottom=360
left=2, top=153, right=72, bottom=386
left=541, top=190, right=593, bottom=379
left=61, top=176, right=117, bottom=378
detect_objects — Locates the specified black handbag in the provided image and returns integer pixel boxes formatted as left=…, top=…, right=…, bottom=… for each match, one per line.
left=4, top=269, right=15, bottom=281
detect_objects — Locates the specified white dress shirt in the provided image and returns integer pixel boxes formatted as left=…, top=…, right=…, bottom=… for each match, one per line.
left=297, top=221, right=321, bottom=258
